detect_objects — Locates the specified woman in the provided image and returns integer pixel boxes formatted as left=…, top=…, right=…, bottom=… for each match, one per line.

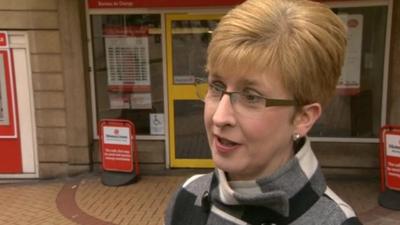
left=165, top=0, right=362, bottom=224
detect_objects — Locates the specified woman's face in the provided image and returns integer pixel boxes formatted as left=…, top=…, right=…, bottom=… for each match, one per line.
left=204, top=68, right=298, bottom=181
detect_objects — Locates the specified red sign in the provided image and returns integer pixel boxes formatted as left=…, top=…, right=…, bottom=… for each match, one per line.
left=0, top=31, right=22, bottom=173
left=88, top=0, right=244, bottom=8
left=99, top=119, right=139, bottom=173
left=0, top=32, right=7, bottom=47
left=383, top=131, right=400, bottom=190
left=103, top=25, right=149, bottom=37
left=88, top=0, right=357, bottom=9
left=0, top=41, right=18, bottom=138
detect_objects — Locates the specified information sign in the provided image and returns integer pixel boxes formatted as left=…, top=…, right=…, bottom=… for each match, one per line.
left=384, top=132, right=400, bottom=190
left=88, top=0, right=244, bottom=8
left=379, top=126, right=400, bottom=209
left=337, top=14, right=363, bottom=96
left=99, top=119, right=138, bottom=173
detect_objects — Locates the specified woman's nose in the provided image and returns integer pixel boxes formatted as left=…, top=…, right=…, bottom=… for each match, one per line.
left=211, top=94, right=237, bottom=128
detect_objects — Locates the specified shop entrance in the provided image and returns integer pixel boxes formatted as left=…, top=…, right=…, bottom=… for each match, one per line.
left=166, top=14, right=220, bottom=168
left=0, top=32, right=37, bottom=177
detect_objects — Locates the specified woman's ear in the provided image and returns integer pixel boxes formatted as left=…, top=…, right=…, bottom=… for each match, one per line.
left=293, top=103, right=322, bottom=136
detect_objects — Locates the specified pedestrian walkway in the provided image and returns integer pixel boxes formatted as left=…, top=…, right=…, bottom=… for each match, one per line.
left=0, top=172, right=399, bottom=225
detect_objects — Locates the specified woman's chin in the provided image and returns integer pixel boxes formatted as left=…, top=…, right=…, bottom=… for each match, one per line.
left=212, top=156, right=240, bottom=175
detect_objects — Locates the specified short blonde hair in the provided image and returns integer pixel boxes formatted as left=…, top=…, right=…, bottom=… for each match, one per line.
left=206, top=0, right=347, bottom=107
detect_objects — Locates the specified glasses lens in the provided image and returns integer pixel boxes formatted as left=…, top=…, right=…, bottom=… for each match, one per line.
left=194, top=77, right=296, bottom=118
left=232, top=94, right=263, bottom=118
left=195, top=78, right=208, bottom=101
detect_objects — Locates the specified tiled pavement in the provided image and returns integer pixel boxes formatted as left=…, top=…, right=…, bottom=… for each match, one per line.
left=0, top=172, right=400, bottom=225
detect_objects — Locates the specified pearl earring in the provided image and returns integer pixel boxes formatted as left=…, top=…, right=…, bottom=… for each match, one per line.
left=293, top=133, right=301, bottom=141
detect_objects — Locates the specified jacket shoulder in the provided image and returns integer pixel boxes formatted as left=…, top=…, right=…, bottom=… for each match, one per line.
left=319, top=187, right=362, bottom=225
left=164, top=173, right=213, bottom=225
left=182, top=173, right=213, bottom=193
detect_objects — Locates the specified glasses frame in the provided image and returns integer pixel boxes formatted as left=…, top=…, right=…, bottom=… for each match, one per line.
left=194, top=77, right=298, bottom=108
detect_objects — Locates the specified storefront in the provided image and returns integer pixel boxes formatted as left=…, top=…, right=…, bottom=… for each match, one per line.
left=86, top=0, right=395, bottom=175
left=0, top=0, right=91, bottom=178
left=0, top=0, right=398, bottom=178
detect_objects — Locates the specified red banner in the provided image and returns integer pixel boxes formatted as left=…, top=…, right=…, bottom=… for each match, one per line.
left=88, top=0, right=358, bottom=9
left=88, top=0, right=244, bottom=8
left=103, top=25, right=149, bottom=37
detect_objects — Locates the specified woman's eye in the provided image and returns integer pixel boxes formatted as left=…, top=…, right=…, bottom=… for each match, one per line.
left=208, top=82, right=225, bottom=97
left=243, top=93, right=263, bottom=104
left=210, top=82, right=225, bottom=92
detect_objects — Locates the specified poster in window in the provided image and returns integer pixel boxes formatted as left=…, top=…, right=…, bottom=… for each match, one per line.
left=104, top=26, right=151, bottom=93
left=109, top=93, right=130, bottom=109
left=130, top=92, right=152, bottom=109
left=337, top=14, right=363, bottom=96
left=150, top=113, right=164, bottom=135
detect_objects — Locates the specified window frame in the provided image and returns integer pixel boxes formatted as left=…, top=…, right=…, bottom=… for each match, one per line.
left=85, top=0, right=393, bottom=144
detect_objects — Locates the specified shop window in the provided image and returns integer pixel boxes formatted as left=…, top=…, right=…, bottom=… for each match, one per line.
left=91, top=14, right=163, bottom=135
left=171, top=19, right=217, bottom=84
left=310, top=5, right=388, bottom=138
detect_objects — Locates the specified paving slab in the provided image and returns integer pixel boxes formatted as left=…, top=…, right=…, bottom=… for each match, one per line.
left=0, top=173, right=399, bottom=225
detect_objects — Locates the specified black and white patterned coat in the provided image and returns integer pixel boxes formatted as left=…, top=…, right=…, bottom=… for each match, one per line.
left=165, top=138, right=362, bottom=225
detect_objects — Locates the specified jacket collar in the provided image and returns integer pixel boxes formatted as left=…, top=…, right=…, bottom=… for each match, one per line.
left=210, top=137, right=327, bottom=218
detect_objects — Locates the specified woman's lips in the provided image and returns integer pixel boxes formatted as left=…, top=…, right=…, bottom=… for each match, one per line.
left=214, top=135, right=239, bottom=153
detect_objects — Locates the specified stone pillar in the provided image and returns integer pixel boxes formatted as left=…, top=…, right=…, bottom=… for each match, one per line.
left=58, top=0, right=92, bottom=176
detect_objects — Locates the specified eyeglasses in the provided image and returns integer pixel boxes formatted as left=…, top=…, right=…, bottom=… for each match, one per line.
left=194, top=78, right=298, bottom=118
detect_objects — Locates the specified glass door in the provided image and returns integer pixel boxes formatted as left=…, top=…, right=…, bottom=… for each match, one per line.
left=166, top=14, right=220, bottom=168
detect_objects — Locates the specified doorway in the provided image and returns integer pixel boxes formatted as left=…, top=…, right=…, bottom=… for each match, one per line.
left=165, top=14, right=221, bottom=168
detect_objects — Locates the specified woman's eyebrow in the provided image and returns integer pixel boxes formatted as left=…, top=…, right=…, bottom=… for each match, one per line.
left=239, top=77, right=262, bottom=88
left=208, top=72, right=222, bottom=79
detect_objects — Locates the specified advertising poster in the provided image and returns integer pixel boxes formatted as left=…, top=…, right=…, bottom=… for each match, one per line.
left=104, top=26, right=152, bottom=109
left=337, top=14, right=364, bottom=96
left=102, top=125, right=133, bottom=172
left=109, top=93, right=130, bottom=109
left=385, top=133, right=400, bottom=190
left=130, top=92, right=152, bottom=109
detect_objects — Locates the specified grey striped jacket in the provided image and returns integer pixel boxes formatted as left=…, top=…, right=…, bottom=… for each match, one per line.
left=165, top=138, right=362, bottom=225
